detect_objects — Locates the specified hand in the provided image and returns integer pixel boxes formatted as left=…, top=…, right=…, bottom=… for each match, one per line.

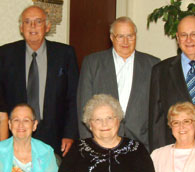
left=61, top=138, right=74, bottom=157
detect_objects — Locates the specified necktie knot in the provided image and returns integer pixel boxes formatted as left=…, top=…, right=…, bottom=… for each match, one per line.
left=189, top=61, right=195, bottom=67
left=32, top=52, right=37, bottom=59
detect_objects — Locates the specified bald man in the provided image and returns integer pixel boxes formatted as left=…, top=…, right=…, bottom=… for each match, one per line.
left=0, top=5, right=79, bottom=156
left=149, top=15, right=195, bottom=151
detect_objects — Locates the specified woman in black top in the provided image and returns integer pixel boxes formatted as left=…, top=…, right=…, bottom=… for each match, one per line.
left=59, top=94, right=154, bottom=172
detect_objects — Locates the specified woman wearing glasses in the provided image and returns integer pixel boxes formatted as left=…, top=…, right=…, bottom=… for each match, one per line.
left=59, top=94, right=154, bottom=172
left=0, top=104, right=58, bottom=172
left=151, top=102, right=195, bottom=172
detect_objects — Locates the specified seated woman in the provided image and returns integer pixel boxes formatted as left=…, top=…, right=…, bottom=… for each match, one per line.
left=0, top=104, right=58, bottom=172
left=59, top=94, right=154, bottom=172
left=151, top=102, right=195, bottom=172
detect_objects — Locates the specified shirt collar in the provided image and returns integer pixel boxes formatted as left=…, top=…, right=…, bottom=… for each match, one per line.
left=181, top=52, right=191, bottom=66
left=26, top=40, right=46, bottom=58
left=112, top=48, right=135, bottom=63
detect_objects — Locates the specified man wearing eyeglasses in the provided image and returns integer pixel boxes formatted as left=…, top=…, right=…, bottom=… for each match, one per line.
left=149, top=15, right=195, bottom=152
left=77, top=16, right=160, bottom=151
left=0, top=5, right=79, bottom=157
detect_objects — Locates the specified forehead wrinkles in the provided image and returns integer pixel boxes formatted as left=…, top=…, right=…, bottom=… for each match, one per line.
left=178, top=19, right=195, bottom=33
left=22, top=8, right=46, bottom=20
left=113, top=23, right=135, bottom=34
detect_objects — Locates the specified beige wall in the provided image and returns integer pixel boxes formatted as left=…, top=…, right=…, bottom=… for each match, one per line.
left=0, top=0, right=70, bottom=46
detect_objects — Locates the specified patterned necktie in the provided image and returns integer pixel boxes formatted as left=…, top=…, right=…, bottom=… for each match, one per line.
left=186, top=60, right=195, bottom=104
left=27, top=52, right=40, bottom=121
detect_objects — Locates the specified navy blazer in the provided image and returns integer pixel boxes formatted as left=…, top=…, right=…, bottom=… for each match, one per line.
left=0, top=40, right=79, bottom=154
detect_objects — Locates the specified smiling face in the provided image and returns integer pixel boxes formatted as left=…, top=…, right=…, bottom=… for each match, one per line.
left=110, top=22, right=136, bottom=60
left=176, top=16, right=195, bottom=60
left=171, top=111, right=195, bottom=148
left=89, top=105, right=120, bottom=144
left=20, top=6, right=51, bottom=51
left=9, top=106, right=38, bottom=141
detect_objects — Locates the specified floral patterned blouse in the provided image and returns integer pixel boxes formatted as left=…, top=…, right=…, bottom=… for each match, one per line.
left=12, top=156, right=32, bottom=172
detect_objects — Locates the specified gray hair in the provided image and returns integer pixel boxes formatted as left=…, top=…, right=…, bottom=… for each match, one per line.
left=10, top=103, right=36, bottom=120
left=83, top=94, right=124, bottom=128
left=18, top=5, right=50, bottom=27
left=110, top=16, right=137, bottom=34
left=167, top=102, right=195, bottom=128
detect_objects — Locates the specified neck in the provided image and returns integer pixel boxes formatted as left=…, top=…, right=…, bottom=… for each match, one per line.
left=94, top=136, right=121, bottom=148
left=13, top=137, right=31, bottom=151
left=175, top=140, right=195, bottom=149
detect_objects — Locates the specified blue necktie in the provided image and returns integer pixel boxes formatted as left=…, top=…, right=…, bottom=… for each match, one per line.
left=186, top=61, right=195, bottom=104
left=27, top=52, right=40, bottom=121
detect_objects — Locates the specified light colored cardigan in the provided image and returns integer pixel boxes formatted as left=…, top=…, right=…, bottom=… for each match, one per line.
left=0, top=137, right=58, bottom=172
left=151, top=144, right=195, bottom=172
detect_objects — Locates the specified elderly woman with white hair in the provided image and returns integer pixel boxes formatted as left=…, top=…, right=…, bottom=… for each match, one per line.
left=59, top=94, right=154, bottom=172
left=151, top=102, right=195, bottom=172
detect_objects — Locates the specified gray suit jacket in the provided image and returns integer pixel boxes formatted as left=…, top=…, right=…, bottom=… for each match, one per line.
left=77, top=48, right=160, bottom=150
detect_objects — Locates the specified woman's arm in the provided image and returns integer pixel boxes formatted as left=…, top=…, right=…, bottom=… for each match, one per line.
left=0, top=112, right=8, bottom=140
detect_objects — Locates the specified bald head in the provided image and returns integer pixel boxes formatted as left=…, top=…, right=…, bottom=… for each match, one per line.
left=177, top=15, right=195, bottom=32
left=176, top=15, right=195, bottom=60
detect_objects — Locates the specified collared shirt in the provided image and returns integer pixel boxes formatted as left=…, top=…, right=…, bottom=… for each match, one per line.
left=181, top=52, right=191, bottom=80
left=112, top=48, right=135, bottom=115
left=26, top=41, right=47, bottom=119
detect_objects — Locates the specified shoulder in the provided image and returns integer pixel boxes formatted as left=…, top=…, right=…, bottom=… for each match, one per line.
left=0, top=40, right=25, bottom=52
left=153, top=55, right=179, bottom=70
left=151, top=144, right=173, bottom=158
left=84, top=48, right=112, bottom=62
left=0, top=137, right=12, bottom=150
left=31, top=138, right=54, bottom=155
left=135, top=51, right=160, bottom=65
left=46, top=40, right=74, bottom=51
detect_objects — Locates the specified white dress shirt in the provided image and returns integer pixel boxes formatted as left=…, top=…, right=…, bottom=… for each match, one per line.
left=112, top=48, right=135, bottom=115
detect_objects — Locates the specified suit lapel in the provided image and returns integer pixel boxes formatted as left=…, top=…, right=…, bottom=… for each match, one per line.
left=43, top=40, right=57, bottom=117
left=102, top=48, right=119, bottom=99
left=126, top=51, right=144, bottom=109
left=14, top=41, right=27, bottom=101
left=169, top=54, right=191, bottom=101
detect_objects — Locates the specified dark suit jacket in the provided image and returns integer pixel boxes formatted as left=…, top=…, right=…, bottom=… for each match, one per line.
left=149, top=54, right=192, bottom=152
left=77, top=48, right=160, bottom=150
left=0, top=40, right=79, bottom=155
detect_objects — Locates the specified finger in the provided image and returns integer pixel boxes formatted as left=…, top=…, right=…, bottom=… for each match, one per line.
left=62, top=142, right=72, bottom=157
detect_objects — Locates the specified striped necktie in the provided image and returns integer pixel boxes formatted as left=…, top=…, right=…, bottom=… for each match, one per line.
left=186, top=60, right=195, bottom=104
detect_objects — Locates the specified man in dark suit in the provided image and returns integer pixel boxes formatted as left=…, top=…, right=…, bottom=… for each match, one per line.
left=149, top=15, right=195, bottom=151
left=0, top=5, right=79, bottom=156
left=77, top=16, right=160, bottom=150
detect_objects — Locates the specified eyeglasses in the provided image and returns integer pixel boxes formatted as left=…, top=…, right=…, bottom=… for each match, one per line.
left=171, top=119, right=195, bottom=127
left=22, top=18, right=46, bottom=27
left=112, top=33, right=136, bottom=42
left=11, top=118, right=34, bottom=126
left=91, top=116, right=116, bottom=125
left=178, top=32, right=195, bottom=41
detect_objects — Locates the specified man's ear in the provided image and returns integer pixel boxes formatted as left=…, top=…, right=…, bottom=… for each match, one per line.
left=46, top=22, right=51, bottom=33
left=176, top=32, right=179, bottom=43
left=20, top=25, right=24, bottom=34
left=110, top=34, right=114, bottom=42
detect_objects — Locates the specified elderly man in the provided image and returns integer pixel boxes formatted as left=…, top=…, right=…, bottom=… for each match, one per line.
left=77, top=16, right=160, bottom=150
left=149, top=15, right=195, bottom=151
left=0, top=5, right=79, bottom=156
